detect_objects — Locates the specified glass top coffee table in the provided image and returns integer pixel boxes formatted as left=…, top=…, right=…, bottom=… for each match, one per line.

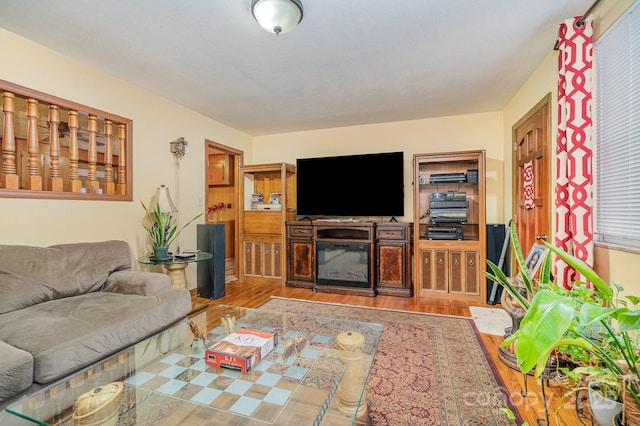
left=6, top=304, right=383, bottom=425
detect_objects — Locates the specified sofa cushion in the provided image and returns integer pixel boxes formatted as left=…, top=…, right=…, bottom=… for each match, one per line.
left=0, top=340, right=33, bottom=401
left=102, top=270, right=172, bottom=296
left=0, top=240, right=131, bottom=315
left=0, top=289, right=191, bottom=384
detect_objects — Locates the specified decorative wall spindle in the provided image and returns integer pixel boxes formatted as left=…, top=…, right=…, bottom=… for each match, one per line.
left=1, top=91, right=19, bottom=189
left=48, top=105, right=63, bottom=192
left=26, top=98, right=42, bottom=190
left=103, top=120, right=115, bottom=195
left=67, top=110, right=82, bottom=192
left=117, top=123, right=127, bottom=195
left=87, top=115, right=99, bottom=194
left=0, top=80, right=133, bottom=200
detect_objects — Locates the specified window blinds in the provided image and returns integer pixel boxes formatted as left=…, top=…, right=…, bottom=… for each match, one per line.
left=594, top=2, right=640, bottom=248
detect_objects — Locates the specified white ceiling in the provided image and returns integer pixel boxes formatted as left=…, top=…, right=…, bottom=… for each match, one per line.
left=0, top=0, right=591, bottom=136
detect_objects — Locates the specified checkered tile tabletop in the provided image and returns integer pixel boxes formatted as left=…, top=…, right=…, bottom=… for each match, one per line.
left=6, top=305, right=383, bottom=426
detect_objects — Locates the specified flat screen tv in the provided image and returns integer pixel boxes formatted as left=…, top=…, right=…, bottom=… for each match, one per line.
left=296, top=152, right=404, bottom=217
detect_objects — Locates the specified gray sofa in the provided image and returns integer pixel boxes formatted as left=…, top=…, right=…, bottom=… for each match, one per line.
left=0, top=240, right=192, bottom=406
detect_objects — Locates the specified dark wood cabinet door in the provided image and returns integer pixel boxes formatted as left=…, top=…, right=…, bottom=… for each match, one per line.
left=379, top=244, right=404, bottom=286
left=290, top=241, right=313, bottom=281
left=286, top=223, right=315, bottom=289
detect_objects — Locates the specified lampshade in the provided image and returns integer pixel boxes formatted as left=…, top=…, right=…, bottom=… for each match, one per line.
left=251, top=0, right=303, bottom=35
left=154, top=185, right=178, bottom=213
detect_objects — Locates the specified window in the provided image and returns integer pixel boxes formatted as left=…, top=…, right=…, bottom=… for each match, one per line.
left=594, top=3, right=640, bottom=249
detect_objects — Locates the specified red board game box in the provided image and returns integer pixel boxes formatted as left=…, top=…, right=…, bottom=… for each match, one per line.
left=205, top=328, right=279, bottom=372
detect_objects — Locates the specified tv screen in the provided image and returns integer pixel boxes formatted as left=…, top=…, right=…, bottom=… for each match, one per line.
left=296, top=152, right=404, bottom=217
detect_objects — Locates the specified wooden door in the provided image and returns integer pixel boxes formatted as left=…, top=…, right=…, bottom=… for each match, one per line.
left=513, top=95, right=551, bottom=254
left=205, top=140, right=243, bottom=281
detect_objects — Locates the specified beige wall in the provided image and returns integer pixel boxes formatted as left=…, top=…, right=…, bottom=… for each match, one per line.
left=502, top=51, right=557, bottom=225
left=501, top=0, right=640, bottom=295
left=252, top=112, right=505, bottom=224
left=0, top=29, right=252, bottom=287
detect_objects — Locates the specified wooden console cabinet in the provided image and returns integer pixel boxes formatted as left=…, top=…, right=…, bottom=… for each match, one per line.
left=286, top=220, right=412, bottom=297
left=239, top=163, right=296, bottom=285
left=413, top=150, right=486, bottom=303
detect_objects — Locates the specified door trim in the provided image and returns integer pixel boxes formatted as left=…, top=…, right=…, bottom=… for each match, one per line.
left=204, top=139, right=244, bottom=280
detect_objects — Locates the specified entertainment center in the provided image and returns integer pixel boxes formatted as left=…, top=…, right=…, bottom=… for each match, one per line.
left=240, top=149, right=486, bottom=302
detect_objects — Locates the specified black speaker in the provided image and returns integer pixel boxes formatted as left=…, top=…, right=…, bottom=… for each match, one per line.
left=486, top=224, right=506, bottom=304
left=197, top=224, right=225, bottom=299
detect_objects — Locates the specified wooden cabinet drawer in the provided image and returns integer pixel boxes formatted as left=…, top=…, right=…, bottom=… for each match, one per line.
left=376, top=225, right=407, bottom=240
left=288, top=225, right=313, bottom=238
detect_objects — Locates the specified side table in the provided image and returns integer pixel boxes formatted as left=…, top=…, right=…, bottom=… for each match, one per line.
left=137, top=252, right=213, bottom=290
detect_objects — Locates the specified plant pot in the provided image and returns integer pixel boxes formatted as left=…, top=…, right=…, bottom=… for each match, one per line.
left=152, top=246, right=170, bottom=260
left=589, top=382, right=623, bottom=426
left=623, top=383, right=640, bottom=426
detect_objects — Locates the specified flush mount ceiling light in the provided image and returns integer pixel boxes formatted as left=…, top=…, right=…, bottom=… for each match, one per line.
left=251, top=0, right=303, bottom=35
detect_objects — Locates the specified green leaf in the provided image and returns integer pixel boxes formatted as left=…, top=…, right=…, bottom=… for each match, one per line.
left=510, top=225, right=535, bottom=295
left=617, top=310, right=640, bottom=332
left=537, top=252, right=553, bottom=286
left=578, top=303, right=620, bottom=327
left=626, top=295, right=640, bottom=306
left=516, top=290, right=576, bottom=374
left=484, top=260, right=530, bottom=310
left=543, top=242, right=612, bottom=299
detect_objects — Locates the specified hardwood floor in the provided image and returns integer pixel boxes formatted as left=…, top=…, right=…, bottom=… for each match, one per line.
left=192, top=280, right=585, bottom=426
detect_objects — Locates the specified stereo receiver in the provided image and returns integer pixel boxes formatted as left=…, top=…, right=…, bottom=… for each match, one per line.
left=426, top=226, right=464, bottom=240
left=430, top=191, right=466, bottom=201
left=430, top=209, right=467, bottom=223
left=430, top=200, right=468, bottom=209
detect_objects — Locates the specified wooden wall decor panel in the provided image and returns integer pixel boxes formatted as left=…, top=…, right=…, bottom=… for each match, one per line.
left=0, top=80, right=133, bottom=200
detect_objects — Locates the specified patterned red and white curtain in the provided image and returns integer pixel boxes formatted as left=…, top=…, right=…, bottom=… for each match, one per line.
left=555, top=16, right=594, bottom=288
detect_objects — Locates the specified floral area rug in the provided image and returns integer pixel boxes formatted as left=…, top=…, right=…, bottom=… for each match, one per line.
left=258, top=297, right=520, bottom=426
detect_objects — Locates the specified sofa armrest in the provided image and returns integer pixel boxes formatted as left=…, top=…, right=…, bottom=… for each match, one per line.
left=102, top=270, right=171, bottom=296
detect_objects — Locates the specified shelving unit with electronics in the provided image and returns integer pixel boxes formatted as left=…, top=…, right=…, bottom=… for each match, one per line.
left=239, top=163, right=296, bottom=285
left=413, top=150, right=486, bottom=302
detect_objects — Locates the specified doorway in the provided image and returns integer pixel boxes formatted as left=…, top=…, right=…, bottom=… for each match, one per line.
left=512, top=94, right=552, bottom=255
left=205, top=140, right=243, bottom=283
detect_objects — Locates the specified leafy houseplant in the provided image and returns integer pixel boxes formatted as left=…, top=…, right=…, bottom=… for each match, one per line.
left=557, top=365, right=623, bottom=425
left=141, top=201, right=204, bottom=257
left=484, top=226, right=640, bottom=423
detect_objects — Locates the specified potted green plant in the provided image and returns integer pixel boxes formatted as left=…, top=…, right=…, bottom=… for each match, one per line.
left=141, top=201, right=204, bottom=259
left=484, top=226, right=640, bottom=425
left=556, top=365, right=622, bottom=425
